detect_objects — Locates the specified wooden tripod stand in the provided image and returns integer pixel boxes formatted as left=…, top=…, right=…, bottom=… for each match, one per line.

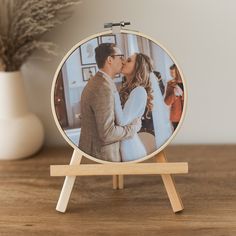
left=50, top=150, right=188, bottom=213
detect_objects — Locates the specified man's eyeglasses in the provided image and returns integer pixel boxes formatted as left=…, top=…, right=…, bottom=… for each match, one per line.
left=110, top=54, right=125, bottom=60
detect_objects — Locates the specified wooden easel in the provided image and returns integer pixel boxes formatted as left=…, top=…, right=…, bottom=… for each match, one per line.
left=50, top=150, right=188, bottom=213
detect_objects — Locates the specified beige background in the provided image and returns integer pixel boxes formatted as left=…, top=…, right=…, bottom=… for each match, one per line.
left=21, top=0, right=236, bottom=146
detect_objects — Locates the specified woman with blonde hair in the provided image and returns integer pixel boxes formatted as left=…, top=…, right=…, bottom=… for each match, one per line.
left=114, top=53, right=153, bottom=161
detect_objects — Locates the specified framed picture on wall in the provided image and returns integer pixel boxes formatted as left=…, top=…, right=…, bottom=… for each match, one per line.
left=100, top=35, right=117, bottom=44
left=82, top=66, right=97, bottom=81
left=80, top=38, right=99, bottom=65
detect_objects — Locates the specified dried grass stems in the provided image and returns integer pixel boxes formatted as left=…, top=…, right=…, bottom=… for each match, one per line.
left=0, top=0, right=81, bottom=72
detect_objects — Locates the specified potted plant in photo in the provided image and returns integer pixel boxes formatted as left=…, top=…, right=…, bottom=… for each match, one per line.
left=0, top=0, right=80, bottom=160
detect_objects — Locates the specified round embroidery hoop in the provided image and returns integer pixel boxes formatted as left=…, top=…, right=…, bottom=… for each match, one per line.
left=51, top=29, right=187, bottom=164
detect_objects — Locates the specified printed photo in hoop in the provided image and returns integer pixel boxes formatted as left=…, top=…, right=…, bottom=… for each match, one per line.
left=53, top=32, right=186, bottom=163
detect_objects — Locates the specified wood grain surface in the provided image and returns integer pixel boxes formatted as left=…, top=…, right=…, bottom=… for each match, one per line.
left=0, top=145, right=235, bottom=236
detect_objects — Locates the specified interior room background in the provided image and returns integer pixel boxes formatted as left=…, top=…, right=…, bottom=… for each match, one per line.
left=57, top=33, right=174, bottom=145
left=21, top=0, right=236, bottom=146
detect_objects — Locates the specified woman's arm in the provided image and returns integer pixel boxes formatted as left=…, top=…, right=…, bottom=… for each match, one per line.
left=92, top=84, right=140, bottom=145
left=164, top=81, right=177, bottom=105
left=114, top=86, right=147, bottom=126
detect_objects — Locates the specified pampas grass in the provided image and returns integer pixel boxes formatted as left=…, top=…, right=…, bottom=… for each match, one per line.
left=0, top=0, right=81, bottom=72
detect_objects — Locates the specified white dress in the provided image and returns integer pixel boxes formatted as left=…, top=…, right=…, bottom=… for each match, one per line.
left=149, top=72, right=173, bottom=148
left=114, top=86, right=147, bottom=162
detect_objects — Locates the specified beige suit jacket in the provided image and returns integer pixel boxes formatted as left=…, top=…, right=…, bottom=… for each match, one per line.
left=79, top=71, right=136, bottom=162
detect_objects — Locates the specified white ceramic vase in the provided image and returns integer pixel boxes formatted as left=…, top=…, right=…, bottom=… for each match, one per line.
left=0, top=71, right=44, bottom=160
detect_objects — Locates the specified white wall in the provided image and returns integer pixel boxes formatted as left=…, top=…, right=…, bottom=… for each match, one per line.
left=22, top=0, right=236, bottom=146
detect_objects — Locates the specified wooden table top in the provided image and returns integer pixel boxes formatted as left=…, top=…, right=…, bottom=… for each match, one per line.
left=0, top=145, right=235, bottom=236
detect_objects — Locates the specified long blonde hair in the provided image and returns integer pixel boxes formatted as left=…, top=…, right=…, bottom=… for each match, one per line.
left=120, top=53, right=153, bottom=118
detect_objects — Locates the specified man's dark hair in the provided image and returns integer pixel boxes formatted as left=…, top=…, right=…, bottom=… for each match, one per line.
left=95, top=43, right=116, bottom=68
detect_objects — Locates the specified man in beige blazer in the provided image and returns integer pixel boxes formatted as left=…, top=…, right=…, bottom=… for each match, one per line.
left=79, top=43, right=141, bottom=162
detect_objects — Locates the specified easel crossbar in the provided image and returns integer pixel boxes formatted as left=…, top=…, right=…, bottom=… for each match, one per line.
left=50, top=163, right=188, bottom=176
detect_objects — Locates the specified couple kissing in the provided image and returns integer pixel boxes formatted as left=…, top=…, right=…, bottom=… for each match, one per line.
left=79, top=43, right=154, bottom=162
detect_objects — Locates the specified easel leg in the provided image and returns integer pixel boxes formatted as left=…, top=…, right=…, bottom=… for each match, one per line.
left=56, top=150, right=82, bottom=213
left=112, top=175, right=124, bottom=189
left=118, top=175, right=124, bottom=189
left=156, top=151, right=184, bottom=213
left=112, top=175, right=118, bottom=189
